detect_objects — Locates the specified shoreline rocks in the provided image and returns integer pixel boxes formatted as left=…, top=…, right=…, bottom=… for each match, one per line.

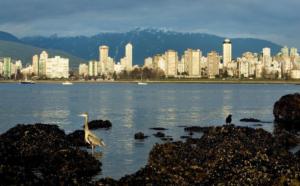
left=240, top=118, right=261, bottom=122
left=274, top=93, right=300, bottom=126
left=0, top=123, right=101, bottom=185
left=99, top=124, right=300, bottom=185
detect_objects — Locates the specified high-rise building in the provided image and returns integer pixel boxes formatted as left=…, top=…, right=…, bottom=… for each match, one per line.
left=3, top=57, right=12, bottom=78
left=45, top=56, right=69, bottom=78
left=281, top=46, right=289, bottom=57
left=223, top=39, right=232, bottom=68
left=184, top=49, right=202, bottom=76
left=88, top=61, right=98, bottom=77
left=144, top=57, right=153, bottom=68
left=262, top=47, right=271, bottom=67
left=39, top=51, right=48, bottom=76
left=165, top=50, right=178, bottom=77
left=79, top=63, right=88, bottom=77
left=0, top=62, right=3, bottom=76
left=290, top=48, right=298, bottom=57
left=32, top=55, right=39, bottom=75
left=125, top=43, right=133, bottom=70
left=207, top=51, right=220, bottom=78
left=99, top=45, right=109, bottom=63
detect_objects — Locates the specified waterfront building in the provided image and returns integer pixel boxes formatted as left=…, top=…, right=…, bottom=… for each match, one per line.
left=99, top=45, right=109, bottom=74
left=45, top=56, right=69, bottom=79
left=0, top=62, right=3, bottom=76
left=21, top=65, right=33, bottom=76
left=291, top=69, right=300, bottom=79
left=165, top=50, right=178, bottom=77
left=125, top=43, right=133, bottom=71
left=79, top=63, right=88, bottom=77
left=88, top=61, right=98, bottom=77
left=39, top=51, right=48, bottom=76
left=114, top=62, right=124, bottom=74
left=290, top=48, right=298, bottom=57
left=207, top=51, right=220, bottom=78
left=32, top=55, right=39, bottom=76
left=262, top=48, right=272, bottom=67
left=3, top=57, right=12, bottom=78
left=281, top=46, right=289, bottom=57
left=223, top=39, right=232, bottom=68
left=177, top=58, right=185, bottom=75
left=144, top=57, right=153, bottom=68
left=184, top=49, right=202, bottom=77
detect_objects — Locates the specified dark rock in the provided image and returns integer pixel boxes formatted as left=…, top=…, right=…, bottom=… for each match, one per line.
left=252, top=123, right=263, bottom=127
left=149, top=127, right=168, bottom=130
left=161, top=137, right=173, bottom=141
left=273, top=124, right=300, bottom=149
left=88, top=120, right=112, bottom=130
left=180, top=136, right=191, bottom=139
left=153, top=132, right=165, bottom=138
left=134, top=132, right=148, bottom=140
left=273, top=93, right=300, bottom=125
left=0, top=123, right=101, bottom=185
left=240, top=118, right=261, bottom=122
left=66, top=130, right=89, bottom=147
left=184, top=126, right=211, bottom=133
left=105, top=125, right=300, bottom=185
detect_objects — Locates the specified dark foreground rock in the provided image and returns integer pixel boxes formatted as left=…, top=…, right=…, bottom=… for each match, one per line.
left=87, top=120, right=112, bottom=129
left=66, top=130, right=89, bottom=147
left=0, top=123, right=101, bottom=185
left=134, top=132, right=148, bottom=140
left=274, top=93, right=300, bottom=126
left=99, top=125, right=300, bottom=185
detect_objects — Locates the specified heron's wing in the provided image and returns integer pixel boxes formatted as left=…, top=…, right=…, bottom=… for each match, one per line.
left=87, top=132, right=105, bottom=147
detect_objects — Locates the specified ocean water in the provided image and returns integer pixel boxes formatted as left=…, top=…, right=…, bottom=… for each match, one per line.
left=0, top=83, right=298, bottom=179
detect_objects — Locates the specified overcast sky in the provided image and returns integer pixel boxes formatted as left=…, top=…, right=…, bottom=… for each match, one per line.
left=0, top=0, right=299, bottom=48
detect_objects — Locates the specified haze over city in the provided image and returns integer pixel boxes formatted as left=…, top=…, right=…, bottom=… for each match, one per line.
left=0, top=0, right=299, bottom=48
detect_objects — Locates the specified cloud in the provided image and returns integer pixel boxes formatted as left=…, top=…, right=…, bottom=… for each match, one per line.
left=0, top=0, right=299, bottom=48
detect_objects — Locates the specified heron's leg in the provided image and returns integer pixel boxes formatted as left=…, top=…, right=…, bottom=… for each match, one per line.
left=92, top=145, right=94, bottom=154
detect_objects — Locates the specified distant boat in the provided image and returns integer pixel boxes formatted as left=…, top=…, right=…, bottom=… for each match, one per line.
left=137, top=82, right=148, bottom=85
left=20, top=80, right=35, bottom=84
left=62, top=81, right=73, bottom=85
left=20, top=76, right=35, bottom=84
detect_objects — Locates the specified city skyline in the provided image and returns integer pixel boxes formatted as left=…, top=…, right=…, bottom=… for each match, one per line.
left=0, top=0, right=299, bottom=49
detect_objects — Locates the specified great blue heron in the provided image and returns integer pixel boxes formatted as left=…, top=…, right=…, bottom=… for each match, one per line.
left=226, top=114, right=232, bottom=124
left=79, top=112, right=105, bottom=153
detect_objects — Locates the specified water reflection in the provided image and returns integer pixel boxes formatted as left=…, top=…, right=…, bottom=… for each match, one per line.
left=0, top=83, right=299, bottom=179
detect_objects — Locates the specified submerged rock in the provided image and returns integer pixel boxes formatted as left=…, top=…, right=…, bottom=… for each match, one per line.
left=0, top=123, right=101, bottom=185
left=153, top=132, right=165, bottom=138
left=149, top=127, right=168, bottom=131
left=240, top=118, right=261, bottom=122
left=274, top=93, right=300, bottom=125
left=100, top=125, right=300, bottom=185
left=88, top=120, right=112, bottom=129
left=134, top=132, right=148, bottom=140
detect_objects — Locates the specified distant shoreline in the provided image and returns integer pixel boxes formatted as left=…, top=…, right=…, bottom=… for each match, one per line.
left=0, top=79, right=299, bottom=84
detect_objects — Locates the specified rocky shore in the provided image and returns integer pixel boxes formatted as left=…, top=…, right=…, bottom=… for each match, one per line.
left=1, top=93, right=300, bottom=185
left=0, top=124, right=101, bottom=185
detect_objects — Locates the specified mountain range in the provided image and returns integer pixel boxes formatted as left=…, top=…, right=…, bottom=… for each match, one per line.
left=0, top=28, right=282, bottom=69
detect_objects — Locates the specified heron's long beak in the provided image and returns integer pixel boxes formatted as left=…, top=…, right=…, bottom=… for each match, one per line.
left=78, top=114, right=86, bottom=117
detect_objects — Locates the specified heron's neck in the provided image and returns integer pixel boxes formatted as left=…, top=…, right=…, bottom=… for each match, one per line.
left=84, top=116, right=89, bottom=130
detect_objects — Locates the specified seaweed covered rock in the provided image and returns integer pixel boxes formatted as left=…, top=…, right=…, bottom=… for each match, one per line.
left=66, top=130, right=89, bottom=147
left=105, top=125, right=300, bottom=185
left=88, top=120, right=112, bottom=130
left=274, top=93, right=300, bottom=126
left=0, top=123, right=101, bottom=185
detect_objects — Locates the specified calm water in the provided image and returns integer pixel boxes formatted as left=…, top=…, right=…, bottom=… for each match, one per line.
left=0, top=83, right=299, bottom=179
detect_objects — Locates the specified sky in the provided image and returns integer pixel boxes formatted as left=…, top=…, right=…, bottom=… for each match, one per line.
left=0, top=0, right=299, bottom=48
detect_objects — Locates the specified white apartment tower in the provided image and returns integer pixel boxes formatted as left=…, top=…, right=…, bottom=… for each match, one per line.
left=125, top=43, right=133, bottom=71
left=223, top=39, right=232, bottom=68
